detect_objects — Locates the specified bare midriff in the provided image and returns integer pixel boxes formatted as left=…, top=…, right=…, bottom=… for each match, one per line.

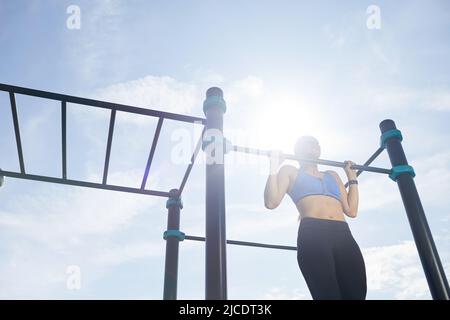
left=295, top=195, right=346, bottom=222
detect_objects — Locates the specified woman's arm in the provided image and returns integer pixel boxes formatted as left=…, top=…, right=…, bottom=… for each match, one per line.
left=344, top=161, right=359, bottom=217
left=328, top=161, right=359, bottom=218
left=264, top=151, right=292, bottom=209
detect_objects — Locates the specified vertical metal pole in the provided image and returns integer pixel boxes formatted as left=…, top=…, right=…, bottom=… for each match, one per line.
left=380, top=119, right=450, bottom=300
left=9, top=92, right=25, bottom=174
left=61, top=101, right=67, bottom=180
left=163, top=188, right=182, bottom=300
left=203, top=87, right=227, bottom=300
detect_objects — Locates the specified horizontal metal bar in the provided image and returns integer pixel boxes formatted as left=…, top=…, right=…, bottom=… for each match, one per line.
left=0, top=83, right=206, bottom=125
left=232, top=145, right=391, bottom=175
left=345, top=147, right=385, bottom=188
left=184, top=235, right=297, bottom=251
left=0, top=170, right=170, bottom=197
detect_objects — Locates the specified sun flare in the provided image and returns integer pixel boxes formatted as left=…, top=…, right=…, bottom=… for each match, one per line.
left=250, top=91, right=339, bottom=156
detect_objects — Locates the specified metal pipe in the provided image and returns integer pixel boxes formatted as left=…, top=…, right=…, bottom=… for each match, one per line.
left=185, top=235, right=297, bottom=251
left=0, top=83, right=206, bottom=124
left=178, top=127, right=205, bottom=195
left=0, top=169, right=170, bottom=197
left=102, top=109, right=116, bottom=185
left=203, top=87, right=228, bottom=300
left=163, top=189, right=182, bottom=300
left=61, top=101, right=67, bottom=180
left=141, top=117, right=164, bottom=190
left=344, top=147, right=384, bottom=188
left=232, top=145, right=391, bottom=174
left=380, top=119, right=450, bottom=300
left=9, top=92, right=25, bottom=174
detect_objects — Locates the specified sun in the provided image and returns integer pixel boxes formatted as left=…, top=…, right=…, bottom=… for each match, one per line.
left=252, top=92, right=325, bottom=155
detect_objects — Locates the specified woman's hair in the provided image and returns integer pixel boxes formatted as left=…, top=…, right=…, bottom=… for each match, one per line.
left=294, top=136, right=320, bottom=159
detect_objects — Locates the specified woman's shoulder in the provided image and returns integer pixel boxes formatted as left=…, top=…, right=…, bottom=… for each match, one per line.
left=325, top=169, right=339, bottom=177
left=280, top=164, right=298, bottom=173
left=279, top=164, right=299, bottom=179
left=325, top=170, right=343, bottom=183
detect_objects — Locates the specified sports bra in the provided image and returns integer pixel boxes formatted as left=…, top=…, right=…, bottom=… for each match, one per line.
left=287, top=169, right=342, bottom=204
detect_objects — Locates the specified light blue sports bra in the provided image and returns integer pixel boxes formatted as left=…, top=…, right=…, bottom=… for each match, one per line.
left=287, top=169, right=342, bottom=204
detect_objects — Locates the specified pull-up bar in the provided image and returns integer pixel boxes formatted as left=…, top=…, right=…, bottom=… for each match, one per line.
left=231, top=145, right=391, bottom=175
left=185, top=235, right=297, bottom=251
left=344, top=147, right=384, bottom=188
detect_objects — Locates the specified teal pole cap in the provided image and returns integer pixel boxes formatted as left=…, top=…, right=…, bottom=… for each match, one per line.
left=203, top=87, right=226, bottom=114
left=380, top=129, right=403, bottom=149
left=389, top=164, right=415, bottom=181
left=163, top=230, right=185, bottom=241
left=166, top=197, right=183, bottom=209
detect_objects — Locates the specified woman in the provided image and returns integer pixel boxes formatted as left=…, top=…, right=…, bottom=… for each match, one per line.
left=264, top=136, right=367, bottom=300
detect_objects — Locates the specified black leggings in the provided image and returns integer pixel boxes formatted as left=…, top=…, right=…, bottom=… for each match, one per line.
left=297, top=217, right=367, bottom=300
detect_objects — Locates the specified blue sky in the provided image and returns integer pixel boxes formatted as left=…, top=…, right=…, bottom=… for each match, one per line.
left=0, top=0, right=449, bottom=299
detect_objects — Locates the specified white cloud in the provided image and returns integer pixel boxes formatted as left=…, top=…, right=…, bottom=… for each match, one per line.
left=227, top=213, right=296, bottom=241
left=0, top=243, right=67, bottom=298
left=428, top=92, right=450, bottom=111
left=357, top=150, right=450, bottom=211
left=0, top=169, right=166, bottom=297
left=358, top=174, right=399, bottom=211
left=363, top=241, right=432, bottom=299
left=92, top=241, right=164, bottom=266
left=72, top=74, right=265, bottom=127
left=226, top=76, right=264, bottom=102
left=94, top=75, right=202, bottom=120
left=66, top=0, right=124, bottom=83
left=0, top=172, right=157, bottom=243
left=323, top=25, right=346, bottom=48
left=362, top=87, right=450, bottom=112
left=262, top=287, right=308, bottom=300
left=413, top=151, right=450, bottom=203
